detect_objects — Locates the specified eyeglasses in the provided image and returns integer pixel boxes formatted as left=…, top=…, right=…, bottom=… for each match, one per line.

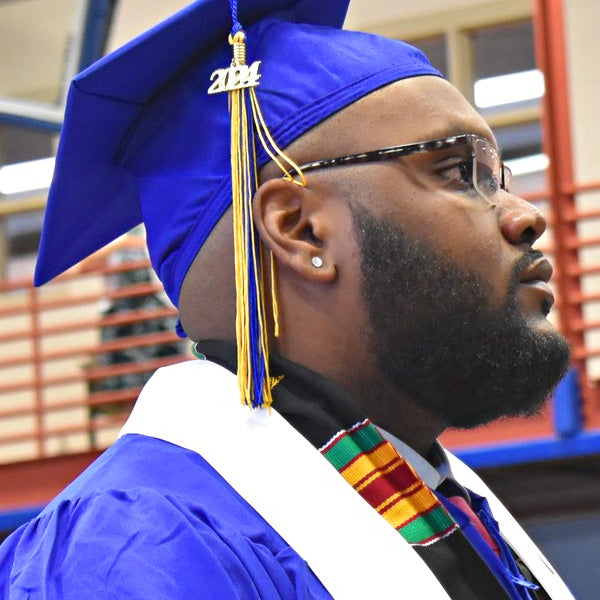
left=286, top=133, right=512, bottom=206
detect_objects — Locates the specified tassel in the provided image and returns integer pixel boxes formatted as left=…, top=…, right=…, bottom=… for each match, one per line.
left=208, top=29, right=305, bottom=409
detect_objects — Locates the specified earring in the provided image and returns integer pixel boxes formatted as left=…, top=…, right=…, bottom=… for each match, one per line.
left=311, top=256, right=323, bottom=268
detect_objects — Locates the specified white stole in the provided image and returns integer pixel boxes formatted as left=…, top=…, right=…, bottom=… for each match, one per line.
left=120, top=359, right=574, bottom=599
left=120, top=359, right=450, bottom=599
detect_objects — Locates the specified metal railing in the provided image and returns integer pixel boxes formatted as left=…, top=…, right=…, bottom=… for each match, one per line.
left=0, top=238, right=189, bottom=465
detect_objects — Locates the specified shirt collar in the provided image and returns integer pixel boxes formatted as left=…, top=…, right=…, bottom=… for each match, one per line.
left=378, top=427, right=452, bottom=490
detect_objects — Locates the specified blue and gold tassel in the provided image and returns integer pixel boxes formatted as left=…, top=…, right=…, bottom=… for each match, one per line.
left=208, top=7, right=305, bottom=409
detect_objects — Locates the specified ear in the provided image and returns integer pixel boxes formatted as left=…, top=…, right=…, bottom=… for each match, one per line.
left=252, top=178, right=337, bottom=283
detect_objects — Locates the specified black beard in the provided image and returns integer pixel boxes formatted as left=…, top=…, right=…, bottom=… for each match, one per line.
left=352, top=204, right=571, bottom=429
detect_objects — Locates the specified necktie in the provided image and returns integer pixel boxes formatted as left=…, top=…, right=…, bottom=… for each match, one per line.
left=444, top=492, right=501, bottom=557
left=438, top=477, right=500, bottom=556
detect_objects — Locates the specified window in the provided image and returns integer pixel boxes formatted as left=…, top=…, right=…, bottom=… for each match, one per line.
left=0, top=0, right=115, bottom=278
left=395, top=5, right=545, bottom=199
left=472, top=21, right=541, bottom=118
left=411, top=35, right=448, bottom=77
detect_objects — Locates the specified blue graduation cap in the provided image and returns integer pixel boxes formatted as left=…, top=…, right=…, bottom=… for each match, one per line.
left=35, top=0, right=441, bottom=407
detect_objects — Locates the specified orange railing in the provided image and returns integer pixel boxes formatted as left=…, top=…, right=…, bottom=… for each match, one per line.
left=0, top=238, right=190, bottom=466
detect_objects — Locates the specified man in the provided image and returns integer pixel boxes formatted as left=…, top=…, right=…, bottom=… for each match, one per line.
left=0, top=0, right=573, bottom=598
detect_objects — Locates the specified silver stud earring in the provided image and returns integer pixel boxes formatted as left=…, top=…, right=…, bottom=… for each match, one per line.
left=311, top=256, right=323, bottom=268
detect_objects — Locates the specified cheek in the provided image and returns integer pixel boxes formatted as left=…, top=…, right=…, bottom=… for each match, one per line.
left=359, top=170, right=516, bottom=306
left=449, top=229, right=515, bottom=309
left=336, top=216, right=365, bottom=283
left=392, top=201, right=512, bottom=305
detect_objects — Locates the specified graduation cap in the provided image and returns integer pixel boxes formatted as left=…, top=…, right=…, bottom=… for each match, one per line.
left=35, top=0, right=441, bottom=407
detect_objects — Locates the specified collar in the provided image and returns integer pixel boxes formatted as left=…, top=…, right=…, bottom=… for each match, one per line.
left=378, top=427, right=448, bottom=490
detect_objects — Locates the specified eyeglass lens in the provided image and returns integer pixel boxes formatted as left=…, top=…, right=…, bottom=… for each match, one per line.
left=473, top=138, right=512, bottom=204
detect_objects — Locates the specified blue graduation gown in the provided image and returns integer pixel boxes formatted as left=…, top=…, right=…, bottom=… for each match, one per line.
left=0, top=434, right=331, bottom=599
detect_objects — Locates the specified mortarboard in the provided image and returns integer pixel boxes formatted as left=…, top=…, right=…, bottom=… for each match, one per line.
left=34, top=0, right=442, bottom=406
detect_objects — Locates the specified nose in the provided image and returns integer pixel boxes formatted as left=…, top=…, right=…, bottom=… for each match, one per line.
left=496, top=193, right=547, bottom=246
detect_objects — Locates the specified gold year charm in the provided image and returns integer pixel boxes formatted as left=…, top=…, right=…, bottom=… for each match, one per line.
left=208, top=61, right=262, bottom=94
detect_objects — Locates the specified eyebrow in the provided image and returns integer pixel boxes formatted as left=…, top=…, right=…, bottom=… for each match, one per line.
left=424, top=125, right=498, bottom=152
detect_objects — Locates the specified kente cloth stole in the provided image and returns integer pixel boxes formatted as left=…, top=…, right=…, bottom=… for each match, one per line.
left=319, top=417, right=459, bottom=546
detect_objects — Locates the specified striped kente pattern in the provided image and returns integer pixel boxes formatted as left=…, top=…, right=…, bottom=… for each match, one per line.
left=320, top=418, right=458, bottom=546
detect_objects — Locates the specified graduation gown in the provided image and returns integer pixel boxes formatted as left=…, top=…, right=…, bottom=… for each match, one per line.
left=0, top=433, right=332, bottom=599
left=0, top=359, right=575, bottom=599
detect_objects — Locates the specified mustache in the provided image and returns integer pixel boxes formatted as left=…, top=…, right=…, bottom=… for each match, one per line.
left=511, top=249, right=545, bottom=281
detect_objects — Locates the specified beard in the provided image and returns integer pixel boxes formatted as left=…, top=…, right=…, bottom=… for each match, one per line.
left=351, top=204, right=571, bottom=429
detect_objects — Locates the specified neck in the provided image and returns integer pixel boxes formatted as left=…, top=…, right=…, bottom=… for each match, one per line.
left=275, top=336, right=444, bottom=456
left=345, top=373, right=445, bottom=457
